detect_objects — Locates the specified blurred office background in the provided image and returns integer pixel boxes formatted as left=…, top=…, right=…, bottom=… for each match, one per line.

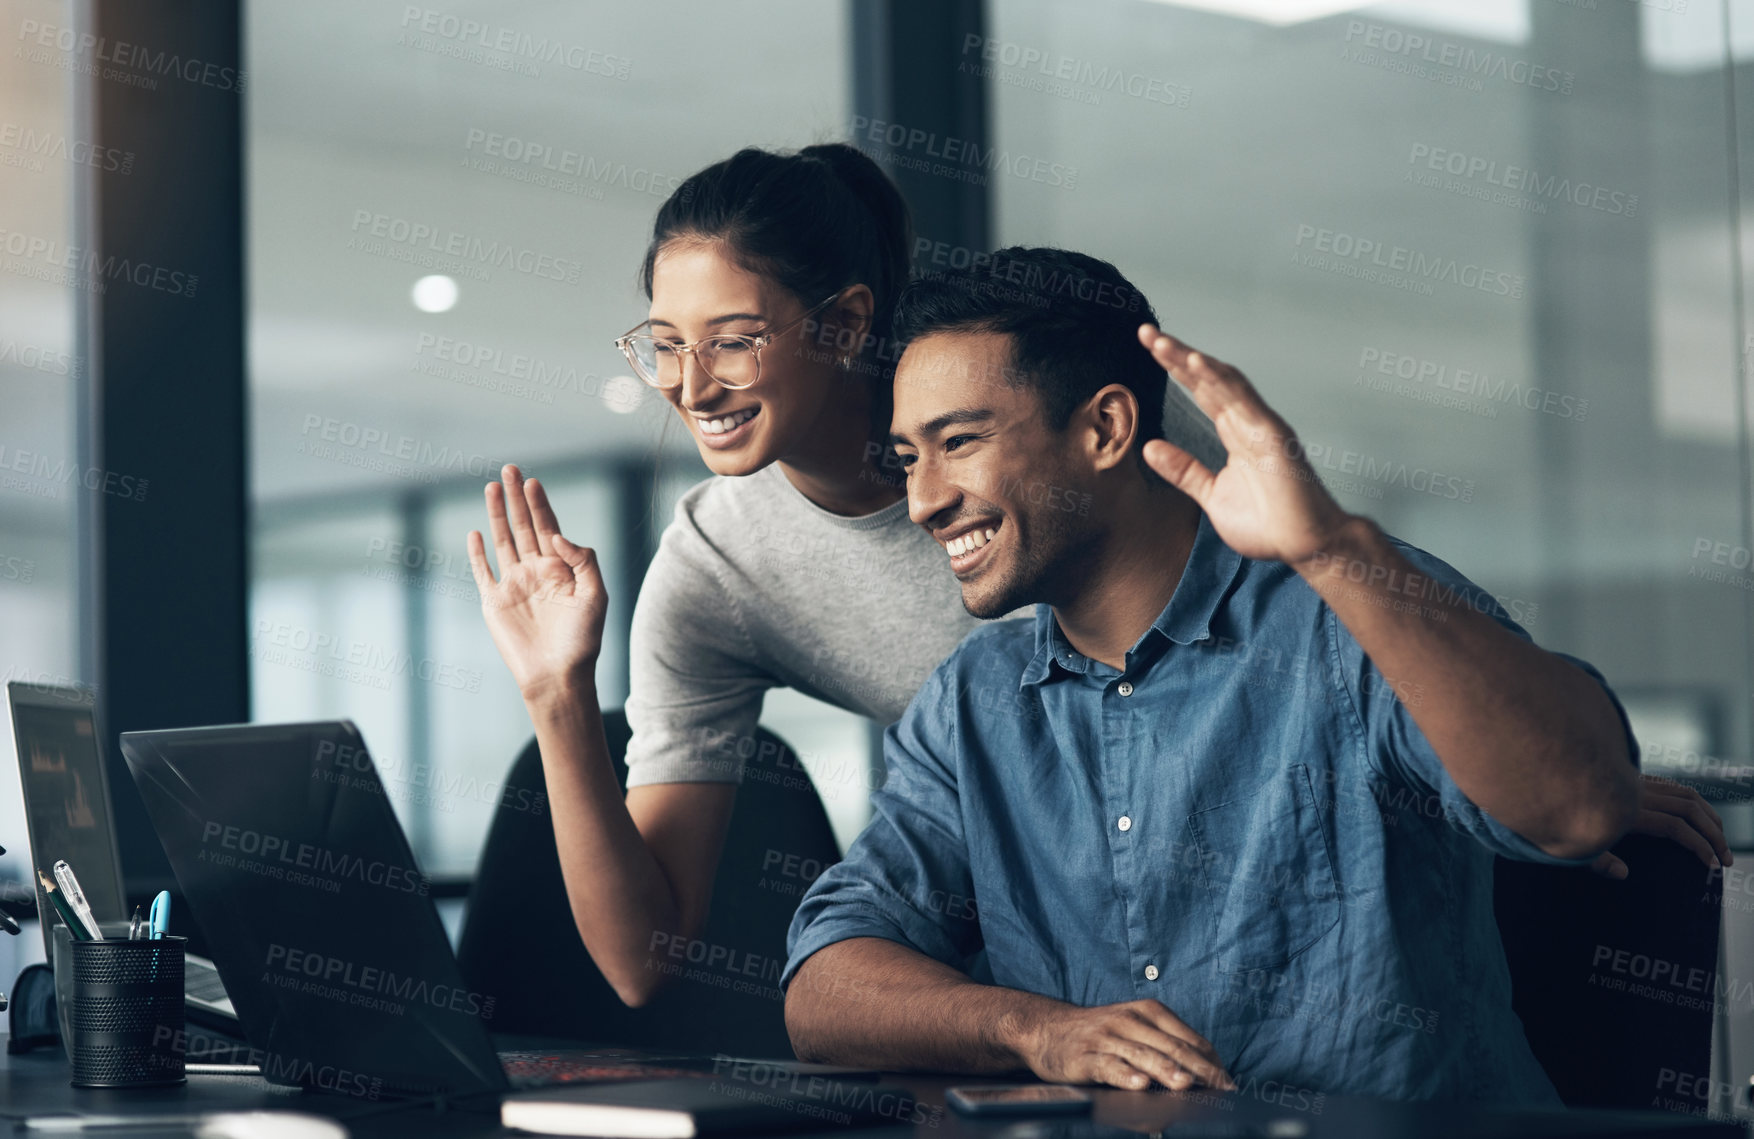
left=2, top=0, right=1753, bottom=1104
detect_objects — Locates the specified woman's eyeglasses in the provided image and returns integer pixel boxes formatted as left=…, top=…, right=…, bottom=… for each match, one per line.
left=614, top=291, right=842, bottom=391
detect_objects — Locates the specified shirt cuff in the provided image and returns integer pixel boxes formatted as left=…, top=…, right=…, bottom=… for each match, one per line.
left=1464, top=657, right=1639, bottom=867
left=623, top=756, right=744, bottom=787
left=781, top=901, right=957, bottom=991
left=622, top=728, right=748, bottom=787
left=1464, top=801, right=1602, bottom=867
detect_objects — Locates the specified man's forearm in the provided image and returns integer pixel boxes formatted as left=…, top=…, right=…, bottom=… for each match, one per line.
left=1298, top=516, right=1637, bottom=856
left=786, top=937, right=1059, bottom=1071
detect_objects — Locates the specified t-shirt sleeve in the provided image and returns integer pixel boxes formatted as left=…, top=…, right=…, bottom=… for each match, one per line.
left=622, top=511, right=775, bottom=787
left=1332, top=539, right=1640, bottom=866
left=782, top=665, right=983, bottom=988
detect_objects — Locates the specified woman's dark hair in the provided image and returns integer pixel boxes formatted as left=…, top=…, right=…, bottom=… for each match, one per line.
left=638, top=143, right=913, bottom=362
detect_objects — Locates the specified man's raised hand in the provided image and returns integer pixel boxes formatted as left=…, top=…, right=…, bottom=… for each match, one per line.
left=1137, top=324, right=1354, bottom=568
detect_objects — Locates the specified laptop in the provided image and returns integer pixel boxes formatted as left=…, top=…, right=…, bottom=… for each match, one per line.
left=4, top=682, right=237, bottom=1026
left=118, top=718, right=860, bottom=1097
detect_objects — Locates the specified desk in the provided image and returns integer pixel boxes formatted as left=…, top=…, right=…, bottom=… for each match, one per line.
left=0, top=1036, right=1743, bottom=1139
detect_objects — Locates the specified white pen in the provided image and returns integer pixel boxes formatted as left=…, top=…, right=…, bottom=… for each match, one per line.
left=23, top=1114, right=348, bottom=1139
left=24, top=1116, right=210, bottom=1131
left=51, top=860, right=102, bottom=941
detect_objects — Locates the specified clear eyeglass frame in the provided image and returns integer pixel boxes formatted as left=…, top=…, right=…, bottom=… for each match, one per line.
left=613, top=290, right=844, bottom=391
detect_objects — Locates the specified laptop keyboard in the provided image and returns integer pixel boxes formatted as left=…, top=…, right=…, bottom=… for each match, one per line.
left=498, top=1050, right=724, bottom=1088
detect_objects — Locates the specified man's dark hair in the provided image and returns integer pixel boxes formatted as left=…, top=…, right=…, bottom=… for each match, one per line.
left=891, top=246, right=1165, bottom=443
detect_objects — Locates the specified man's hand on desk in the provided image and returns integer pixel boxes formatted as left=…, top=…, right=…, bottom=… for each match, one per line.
left=786, top=939, right=1235, bottom=1093
left=1010, top=998, right=1237, bottom=1092
left=1589, top=774, right=1731, bottom=880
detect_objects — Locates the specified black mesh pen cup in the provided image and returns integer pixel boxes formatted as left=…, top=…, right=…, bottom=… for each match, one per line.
left=66, top=934, right=186, bottom=1088
left=51, top=920, right=131, bottom=1063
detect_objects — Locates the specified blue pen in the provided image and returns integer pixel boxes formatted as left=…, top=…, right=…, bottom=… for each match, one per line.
left=148, top=890, right=169, bottom=940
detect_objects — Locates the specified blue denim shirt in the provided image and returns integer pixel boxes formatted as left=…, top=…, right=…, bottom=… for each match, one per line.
left=784, top=513, right=1639, bottom=1104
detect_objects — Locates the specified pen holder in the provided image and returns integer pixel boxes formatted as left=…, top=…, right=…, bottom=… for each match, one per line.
left=53, top=925, right=186, bottom=1088
left=51, top=921, right=132, bottom=1063
left=49, top=921, right=125, bottom=1061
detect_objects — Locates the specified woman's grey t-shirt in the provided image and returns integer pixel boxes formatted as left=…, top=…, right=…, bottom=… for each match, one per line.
left=623, top=463, right=983, bottom=786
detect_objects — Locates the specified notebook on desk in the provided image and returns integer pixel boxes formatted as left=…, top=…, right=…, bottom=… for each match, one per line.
left=118, top=718, right=873, bottom=1097
left=4, top=682, right=238, bottom=1029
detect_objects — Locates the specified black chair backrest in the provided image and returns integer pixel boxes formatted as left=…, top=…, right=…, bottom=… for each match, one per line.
left=455, top=710, right=842, bottom=1057
left=1495, top=833, right=1723, bottom=1109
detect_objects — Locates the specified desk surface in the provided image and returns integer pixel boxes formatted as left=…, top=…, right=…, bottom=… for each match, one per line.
left=0, top=1037, right=1744, bottom=1139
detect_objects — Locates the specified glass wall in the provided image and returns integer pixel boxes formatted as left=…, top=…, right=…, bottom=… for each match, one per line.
left=987, top=0, right=1748, bottom=769
left=982, top=0, right=1754, bottom=1112
left=0, top=0, right=87, bottom=979
left=244, top=0, right=1754, bottom=891
left=245, top=0, right=874, bottom=876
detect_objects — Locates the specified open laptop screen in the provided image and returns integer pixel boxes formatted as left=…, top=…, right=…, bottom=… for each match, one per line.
left=120, top=719, right=506, bottom=1097
left=7, top=683, right=127, bottom=955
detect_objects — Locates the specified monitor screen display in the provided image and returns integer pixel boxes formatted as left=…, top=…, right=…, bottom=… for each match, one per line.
left=9, top=690, right=125, bottom=953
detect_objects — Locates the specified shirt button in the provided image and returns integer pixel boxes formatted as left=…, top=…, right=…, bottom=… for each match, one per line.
left=1117, top=815, right=1132, bottom=832
left=1144, top=964, right=1160, bottom=981
left=1117, top=681, right=1134, bottom=697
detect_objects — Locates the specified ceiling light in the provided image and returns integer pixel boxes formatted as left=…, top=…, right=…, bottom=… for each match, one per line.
left=411, top=275, right=458, bottom=314
left=601, top=375, right=644, bottom=415
left=1140, top=0, right=1363, bottom=25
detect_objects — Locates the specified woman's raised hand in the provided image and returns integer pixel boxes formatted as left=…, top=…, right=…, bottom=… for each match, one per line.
left=467, top=464, right=609, bottom=705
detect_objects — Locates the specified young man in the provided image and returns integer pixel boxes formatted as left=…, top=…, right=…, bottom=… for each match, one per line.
left=779, top=247, right=1652, bottom=1104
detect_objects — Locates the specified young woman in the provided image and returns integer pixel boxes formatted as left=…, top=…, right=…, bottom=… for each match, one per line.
left=465, top=144, right=980, bottom=1006
left=467, top=144, right=1730, bottom=1010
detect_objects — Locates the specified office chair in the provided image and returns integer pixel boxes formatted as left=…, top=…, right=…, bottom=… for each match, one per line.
left=1495, top=833, right=1723, bottom=1109
left=455, top=710, right=842, bottom=1058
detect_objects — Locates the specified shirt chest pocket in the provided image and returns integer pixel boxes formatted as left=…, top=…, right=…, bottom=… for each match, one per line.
left=1185, top=764, right=1341, bottom=975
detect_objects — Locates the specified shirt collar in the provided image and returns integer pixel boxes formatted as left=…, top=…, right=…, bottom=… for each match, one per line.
left=1021, top=511, right=1243, bottom=688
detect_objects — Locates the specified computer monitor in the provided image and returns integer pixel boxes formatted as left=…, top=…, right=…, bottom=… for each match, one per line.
left=4, top=682, right=240, bottom=1026
left=5, top=682, right=127, bottom=958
